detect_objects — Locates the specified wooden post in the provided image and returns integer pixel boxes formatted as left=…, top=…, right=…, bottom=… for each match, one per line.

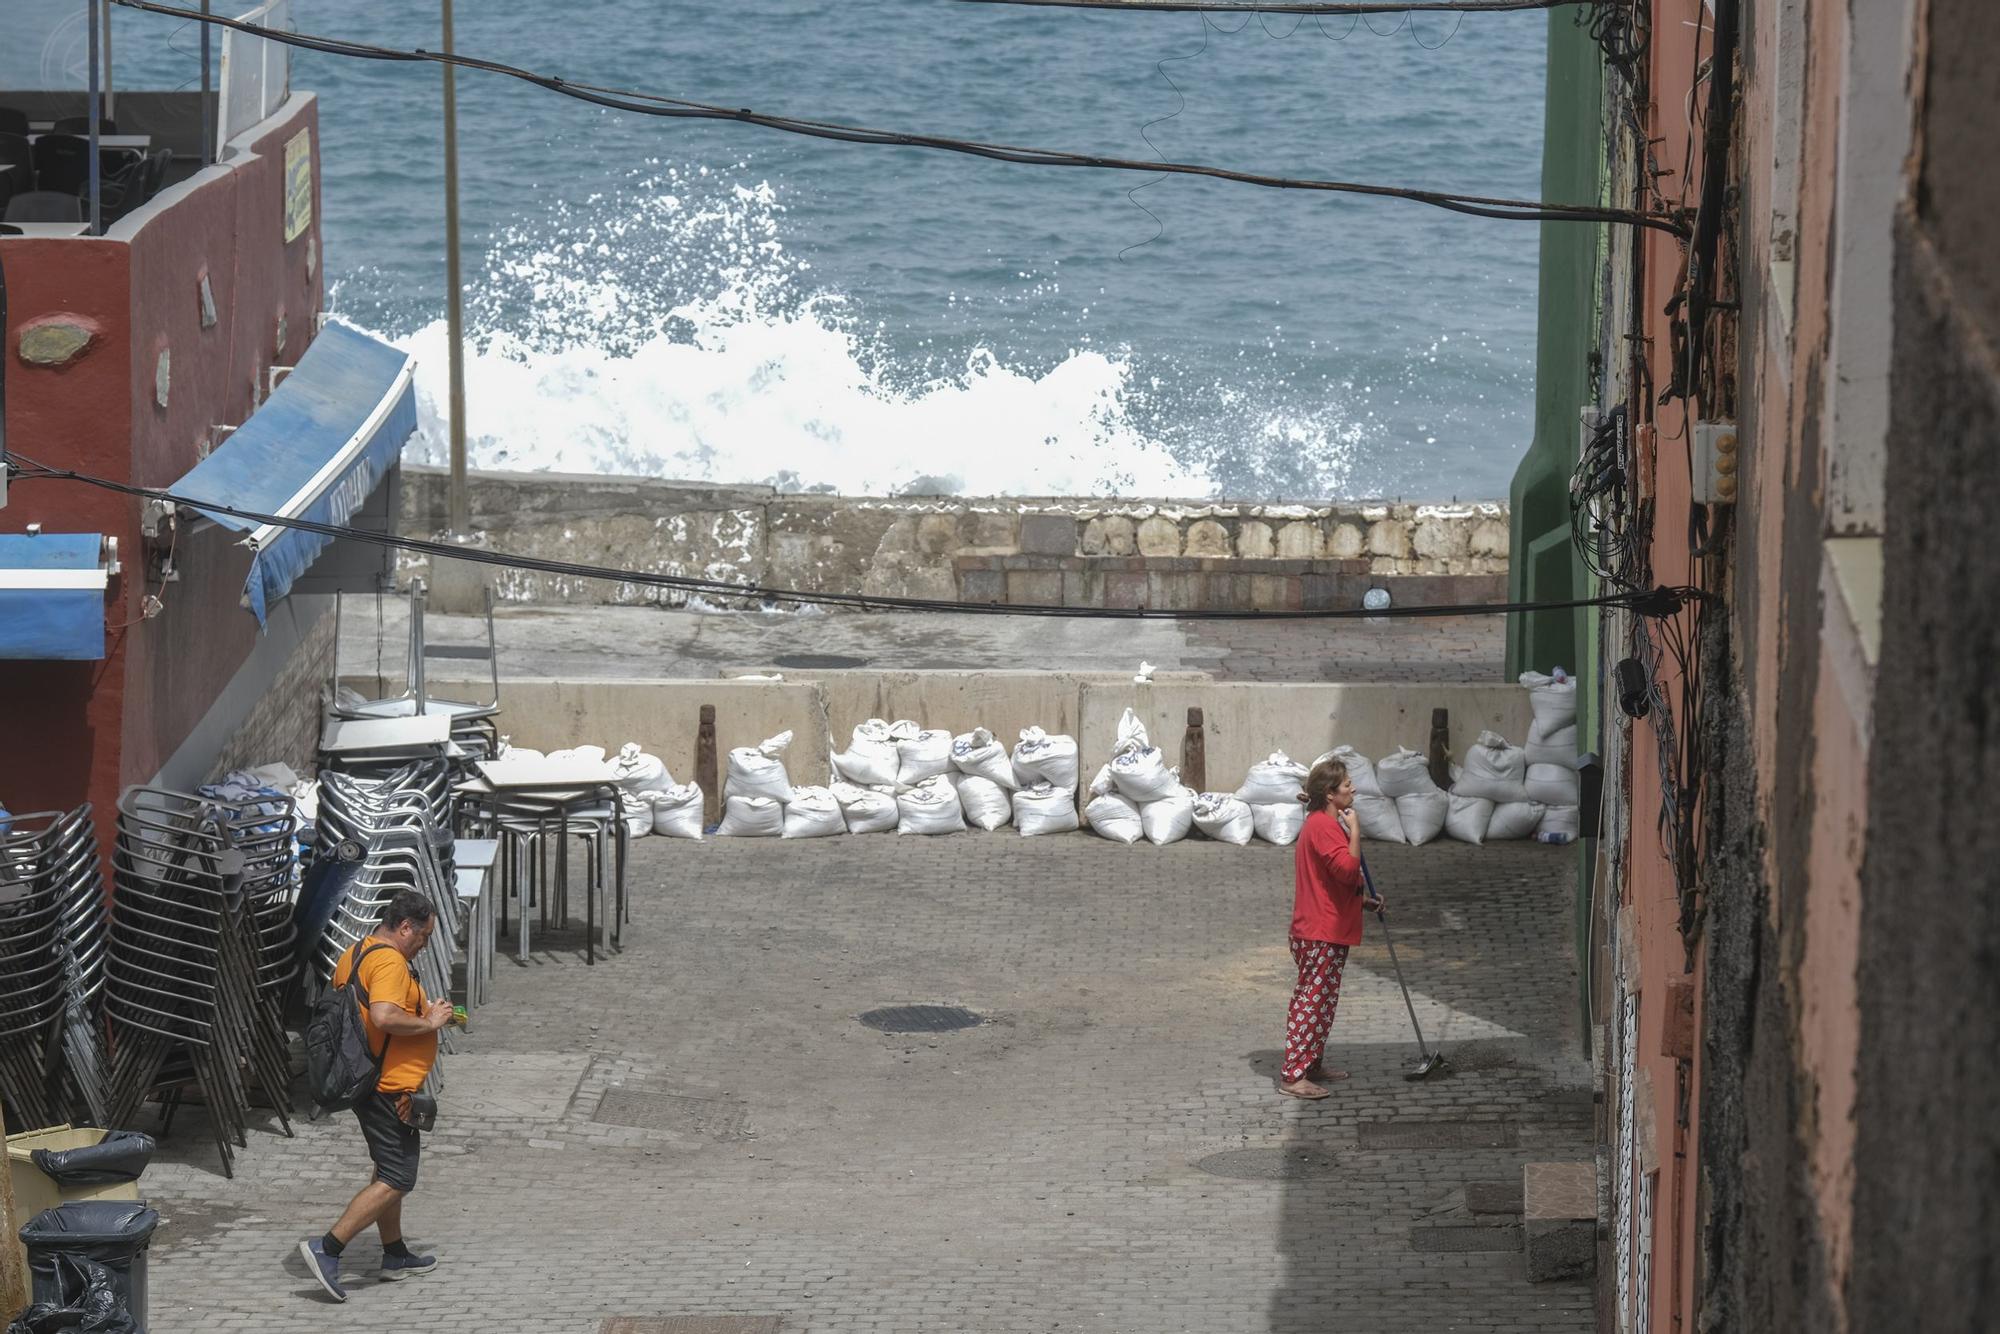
left=1182, top=707, right=1206, bottom=794
left=697, top=705, right=720, bottom=828
left=0, top=1100, right=26, bottom=1320
left=1428, top=707, right=1451, bottom=789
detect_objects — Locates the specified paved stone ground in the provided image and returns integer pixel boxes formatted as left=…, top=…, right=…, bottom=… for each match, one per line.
left=342, top=603, right=1506, bottom=686
left=142, top=836, right=1589, bottom=1333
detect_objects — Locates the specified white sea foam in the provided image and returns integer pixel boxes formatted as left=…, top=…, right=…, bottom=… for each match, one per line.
left=370, top=166, right=1356, bottom=498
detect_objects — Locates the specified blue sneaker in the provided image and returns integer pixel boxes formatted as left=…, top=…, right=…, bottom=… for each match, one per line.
left=379, top=1249, right=438, bottom=1281
left=298, top=1238, right=347, bottom=1302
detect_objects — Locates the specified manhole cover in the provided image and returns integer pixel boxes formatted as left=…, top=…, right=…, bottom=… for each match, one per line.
left=1409, top=1225, right=1523, bottom=1253
left=1357, top=1121, right=1520, bottom=1150
left=592, top=1088, right=748, bottom=1138
left=602, top=1320, right=781, bottom=1334
left=772, top=653, right=871, bottom=669
left=1195, top=1146, right=1343, bottom=1180
left=858, top=1004, right=983, bottom=1034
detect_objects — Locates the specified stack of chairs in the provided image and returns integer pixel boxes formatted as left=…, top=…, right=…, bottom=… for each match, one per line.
left=303, top=766, right=462, bottom=1080
left=104, top=788, right=296, bottom=1178
left=0, top=805, right=110, bottom=1127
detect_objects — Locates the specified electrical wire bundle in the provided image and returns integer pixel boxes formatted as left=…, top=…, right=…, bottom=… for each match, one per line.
left=1570, top=404, right=1640, bottom=588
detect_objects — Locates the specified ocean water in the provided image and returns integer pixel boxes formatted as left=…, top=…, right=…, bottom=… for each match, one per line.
left=114, top=0, right=1548, bottom=500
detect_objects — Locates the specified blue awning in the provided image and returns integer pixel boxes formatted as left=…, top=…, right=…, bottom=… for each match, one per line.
left=171, top=322, right=416, bottom=625
left=0, top=532, right=112, bottom=660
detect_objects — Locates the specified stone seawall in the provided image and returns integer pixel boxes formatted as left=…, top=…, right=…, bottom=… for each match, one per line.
left=398, top=466, right=1508, bottom=611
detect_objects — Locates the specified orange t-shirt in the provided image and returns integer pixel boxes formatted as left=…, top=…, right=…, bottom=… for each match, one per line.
left=334, top=939, right=437, bottom=1094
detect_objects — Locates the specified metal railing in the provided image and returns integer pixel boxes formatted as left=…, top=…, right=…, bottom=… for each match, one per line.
left=215, top=0, right=290, bottom=157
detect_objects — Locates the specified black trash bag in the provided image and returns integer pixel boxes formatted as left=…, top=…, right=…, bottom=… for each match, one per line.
left=29, top=1132, right=156, bottom=1186
left=5, top=1253, right=139, bottom=1334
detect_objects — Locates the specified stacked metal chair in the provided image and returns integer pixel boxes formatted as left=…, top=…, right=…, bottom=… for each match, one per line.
left=0, top=805, right=110, bottom=1127
left=104, top=788, right=297, bottom=1178
left=310, top=764, right=463, bottom=1010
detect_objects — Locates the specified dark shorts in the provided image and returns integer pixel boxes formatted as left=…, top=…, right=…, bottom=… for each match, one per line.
left=353, top=1092, right=420, bottom=1192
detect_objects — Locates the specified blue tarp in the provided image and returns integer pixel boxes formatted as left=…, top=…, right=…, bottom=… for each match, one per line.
left=0, top=532, right=108, bottom=660
left=171, top=322, right=416, bottom=625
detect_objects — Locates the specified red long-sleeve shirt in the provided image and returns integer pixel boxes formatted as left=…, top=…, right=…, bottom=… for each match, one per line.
left=1291, top=808, right=1367, bottom=945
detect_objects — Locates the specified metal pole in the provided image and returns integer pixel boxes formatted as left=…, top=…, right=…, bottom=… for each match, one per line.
left=200, top=0, right=213, bottom=167
left=442, top=0, right=469, bottom=535
left=87, top=0, right=102, bottom=236
left=101, top=0, right=116, bottom=121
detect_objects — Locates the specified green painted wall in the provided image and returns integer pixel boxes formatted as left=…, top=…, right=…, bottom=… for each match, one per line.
left=1507, top=9, right=1605, bottom=682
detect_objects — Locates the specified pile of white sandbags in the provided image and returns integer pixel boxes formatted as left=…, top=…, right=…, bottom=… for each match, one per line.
left=1520, top=670, right=1582, bottom=835
left=1235, top=751, right=1309, bottom=845
left=1444, top=731, right=1546, bottom=845
left=1012, top=726, right=1081, bottom=835
left=1376, top=747, right=1449, bottom=846
left=719, top=730, right=794, bottom=836
left=950, top=728, right=1017, bottom=831
left=1082, top=710, right=1197, bottom=846
left=609, top=742, right=670, bottom=837
left=1317, top=746, right=1408, bottom=844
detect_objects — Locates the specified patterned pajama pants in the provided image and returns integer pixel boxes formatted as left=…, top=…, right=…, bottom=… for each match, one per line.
left=1281, top=938, right=1350, bottom=1083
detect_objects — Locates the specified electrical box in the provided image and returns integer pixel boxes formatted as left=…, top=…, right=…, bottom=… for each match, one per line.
left=1692, top=420, right=1740, bottom=504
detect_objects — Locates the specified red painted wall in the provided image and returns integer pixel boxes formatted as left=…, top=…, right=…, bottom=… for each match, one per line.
left=0, top=94, right=324, bottom=839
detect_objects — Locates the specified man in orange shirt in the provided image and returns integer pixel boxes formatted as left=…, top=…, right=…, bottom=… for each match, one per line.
left=298, top=890, right=453, bottom=1302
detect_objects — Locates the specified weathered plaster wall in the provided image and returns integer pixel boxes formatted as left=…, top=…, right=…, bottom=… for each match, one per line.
left=397, top=465, right=1510, bottom=611
left=1850, top=3, right=2000, bottom=1322
left=0, top=95, right=324, bottom=838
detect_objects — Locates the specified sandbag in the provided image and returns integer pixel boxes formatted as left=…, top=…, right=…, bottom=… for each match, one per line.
left=950, top=728, right=1017, bottom=788
left=1191, top=792, right=1254, bottom=845
left=1520, top=670, right=1579, bottom=733
left=831, top=719, right=899, bottom=787
left=717, top=794, right=783, bottom=837
left=610, top=741, right=669, bottom=792
left=1236, top=752, right=1309, bottom=806
left=1112, top=706, right=1150, bottom=755
left=1375, top=747, right=1441, bottom=799
left=1355, top=793, right=1407, bottom=843
left=1252, top=802, right=1307, bottom=846
left=1140, top=787, right=1195, bottom=846
left=1525, top=760, right=1582, bottom=806
left=892, top=722, right=954, bottom=786
left=956, top=775, right=1013, bottom=830
left=1013, top=783, right=1079, bottom=836
left=1539, top=804, right=1581, bottom=839
left=1454, top=730, right=1529, bottom=803
left=645, top=784, right=705, bottom=839
left=725, top=730, right=795, bottom=804
left=831, top=781, right=898, bottom=834
left=1445, top=793, right=1495, bottom=845
left=1315, top=745, right=1384, bottom=797
left=495, top=743, right=544, bottom=762
left=1012, top=727, right=1080, bottom=791
left=896, top=775, right=967, bottom=835
left=548, top=744, right=608, bottom=764
left=1396, top=789, right=1450, bottom=845
left=782, top=785, right=847, bottom=839
left=1486, top=800, right=1547, bottom=840
left=1525, top=718, right=1580, bottom=768
left=1085, top=792, right=1144, bottom=844
left=1110, top=747, right=1179, bottom=804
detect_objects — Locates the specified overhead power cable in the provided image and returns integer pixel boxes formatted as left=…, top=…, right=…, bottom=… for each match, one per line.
left=947, top=0, right=1579, bottom=14
left=10, top=456, right=1699, bottom=623
left=108, top=0, right=1684, bottom=236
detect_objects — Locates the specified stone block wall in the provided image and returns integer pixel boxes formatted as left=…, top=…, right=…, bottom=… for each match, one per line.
left=204, top=600, right=334, bottom=781
left=397, top=466, right=1508, bottom=611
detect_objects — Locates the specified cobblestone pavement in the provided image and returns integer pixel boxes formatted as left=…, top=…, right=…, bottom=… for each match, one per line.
left=143, top=837, right=1590, bottom=1333
left=346, top=603, right=1505, bottom=686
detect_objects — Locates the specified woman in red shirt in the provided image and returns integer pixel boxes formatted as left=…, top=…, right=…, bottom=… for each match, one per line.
left=1279, top=757, right=1379, bottom=1099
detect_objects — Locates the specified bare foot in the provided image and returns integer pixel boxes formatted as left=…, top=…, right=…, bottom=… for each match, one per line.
left=1277, top=1079, right=1330, bottom=1100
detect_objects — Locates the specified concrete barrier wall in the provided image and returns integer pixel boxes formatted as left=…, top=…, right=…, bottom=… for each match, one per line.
left=399, top=466, right=1510, bottom=612
left=350, top=673, right=1535, bottom=796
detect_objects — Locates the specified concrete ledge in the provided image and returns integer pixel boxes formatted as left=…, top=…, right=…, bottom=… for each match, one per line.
left=1523, top=1160, right=1598, bottom=1282
left=343, top=673, right=1530, bottom=798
